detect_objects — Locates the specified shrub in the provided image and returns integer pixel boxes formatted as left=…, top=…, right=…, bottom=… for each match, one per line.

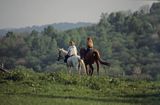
left=2, top=66, right=35, bottom=81
left=4, top=71, right=25, bottom=81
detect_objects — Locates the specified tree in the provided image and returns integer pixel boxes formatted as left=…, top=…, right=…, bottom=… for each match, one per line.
left=98, top=13, right=110, bottom=28
left=43, top=26, right=58, bottom=39
left=139, top=5, right=150, bottom=14
left=150, top=2, right=160, bottom=14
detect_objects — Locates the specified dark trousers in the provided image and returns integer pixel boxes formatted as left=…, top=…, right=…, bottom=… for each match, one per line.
left=86, top=48, right=93, bottom=53
left=64, top=55, right=70, bottom=63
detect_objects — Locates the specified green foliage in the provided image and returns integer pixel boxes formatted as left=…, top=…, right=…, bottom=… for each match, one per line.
left=0, top=66, right=35, bottom=81
left=0, top=2, right=160, bottom=79
left=150, top=2, right=160, bottom=14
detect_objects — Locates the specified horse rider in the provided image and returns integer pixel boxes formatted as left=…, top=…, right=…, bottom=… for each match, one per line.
left=64, top=40, right=78, bottom=63
left=86, top=36, right=94, bottom=53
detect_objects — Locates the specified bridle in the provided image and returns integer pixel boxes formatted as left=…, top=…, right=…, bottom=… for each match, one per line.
left=57, top=50, right=63, bottom=61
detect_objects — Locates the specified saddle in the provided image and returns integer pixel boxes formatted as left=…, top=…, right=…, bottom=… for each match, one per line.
left=64, top=54, right=75, bottom=63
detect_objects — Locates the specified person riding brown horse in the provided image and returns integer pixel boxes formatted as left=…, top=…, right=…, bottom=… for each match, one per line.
left=80, top=37, right=110, bottom=75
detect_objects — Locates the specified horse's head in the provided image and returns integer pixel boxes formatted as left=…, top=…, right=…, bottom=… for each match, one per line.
left=57, top=48, right=68, bottom=61
left=57, top=48, right=64, bottom=61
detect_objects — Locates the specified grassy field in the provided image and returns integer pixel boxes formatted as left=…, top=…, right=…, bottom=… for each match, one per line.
left=0, top=68, right=160, bottom=105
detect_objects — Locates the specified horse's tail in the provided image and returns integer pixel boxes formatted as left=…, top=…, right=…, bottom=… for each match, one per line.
left=93, top=51, right=110, bottom=66
left=78, top=58, right=86, bottom=74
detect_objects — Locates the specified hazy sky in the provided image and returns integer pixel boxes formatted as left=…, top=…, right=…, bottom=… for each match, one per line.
left=0, top=0, right=157, bottom=29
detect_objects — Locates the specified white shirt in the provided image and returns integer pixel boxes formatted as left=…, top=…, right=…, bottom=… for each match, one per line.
left=67, top=45, right=77, bottom=56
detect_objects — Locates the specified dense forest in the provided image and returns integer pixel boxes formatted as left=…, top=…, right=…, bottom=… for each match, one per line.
left=0, top=2, right=160, bottom=80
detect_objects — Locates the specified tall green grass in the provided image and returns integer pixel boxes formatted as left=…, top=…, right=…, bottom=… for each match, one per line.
left=0, top=67, right=160, bottom=105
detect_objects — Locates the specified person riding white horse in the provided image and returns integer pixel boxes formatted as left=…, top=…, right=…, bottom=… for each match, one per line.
left=58, top=40, right=86, bottom=75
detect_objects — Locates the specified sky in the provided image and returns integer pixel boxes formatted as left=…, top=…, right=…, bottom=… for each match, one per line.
left=0, top=0, right=158, bottom=29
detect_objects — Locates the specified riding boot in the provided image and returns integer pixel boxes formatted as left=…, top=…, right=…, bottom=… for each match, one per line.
left=64, top=55, right=70, bottom=63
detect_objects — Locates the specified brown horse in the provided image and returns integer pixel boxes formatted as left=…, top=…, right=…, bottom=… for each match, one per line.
left=80, top=48, right=111, bottom=76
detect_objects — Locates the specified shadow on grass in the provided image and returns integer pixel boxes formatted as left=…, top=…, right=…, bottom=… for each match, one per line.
left=4, top=92, right=160, bottom=105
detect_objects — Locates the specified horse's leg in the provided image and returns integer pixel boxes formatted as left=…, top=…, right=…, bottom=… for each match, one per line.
left=68, top=67, right=71, bottom=74
left=67, top=63, right=71, bottom=75
left=80, top=60, right=86, bottom=75
left=89, top=64, right=94, bottom=76
left=95, top=60, right=100, bottom=75
left=72, top=59, right=79, bottom=75
left=85, top=64, right=89, bottom=75
left=77, top=62, right=80, bottom=75
left=78, top=64, right=81, bottom=75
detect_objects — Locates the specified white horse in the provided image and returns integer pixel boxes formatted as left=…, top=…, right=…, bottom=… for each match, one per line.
left=57, top=48, right=86, bottom=75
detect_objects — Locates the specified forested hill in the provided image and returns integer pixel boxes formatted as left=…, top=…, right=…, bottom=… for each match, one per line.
left=0, top=22, right=93, bottom=36
left=0, top=2, right=160, bottom=80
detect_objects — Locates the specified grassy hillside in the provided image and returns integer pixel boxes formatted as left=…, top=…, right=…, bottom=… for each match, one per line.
left=0, top=67, right=160, bottom=105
